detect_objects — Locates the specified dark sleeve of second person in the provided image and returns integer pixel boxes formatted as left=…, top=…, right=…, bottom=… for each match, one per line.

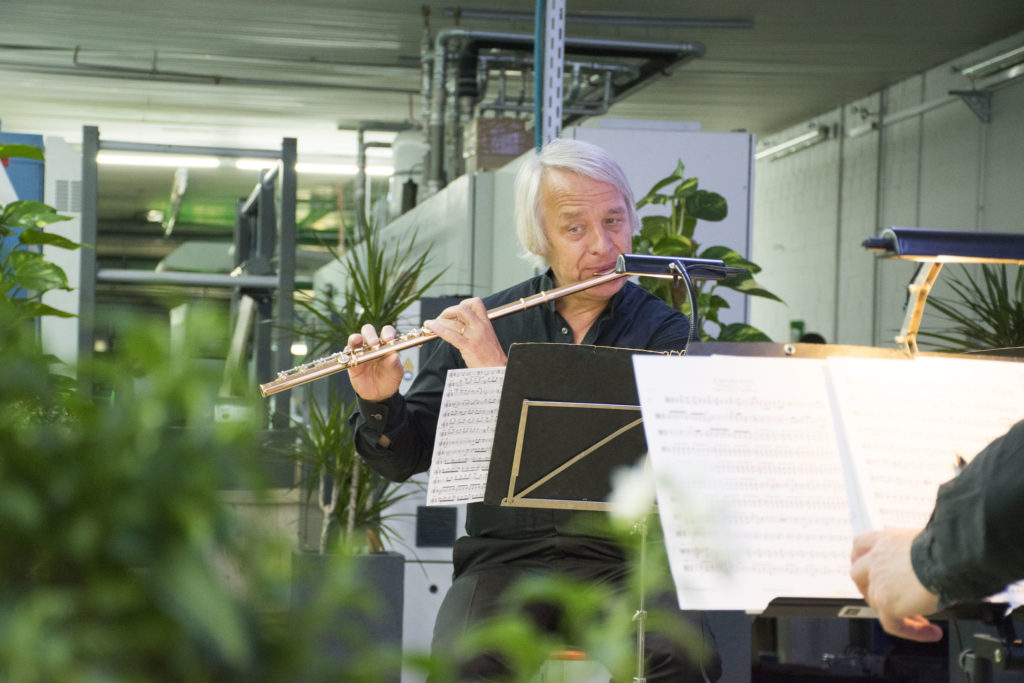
left=910, top=419, right=1024, bottom=608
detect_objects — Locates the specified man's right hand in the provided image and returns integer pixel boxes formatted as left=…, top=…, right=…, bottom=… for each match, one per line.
left=850, top=528, right=943, bottom=642
left=346, top=323, right=404, bottom=402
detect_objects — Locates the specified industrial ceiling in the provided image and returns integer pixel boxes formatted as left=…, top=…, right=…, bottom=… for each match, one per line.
left=4, top=0, right=1024, bottom=152
left=3, top=0, right=1023, bottom=291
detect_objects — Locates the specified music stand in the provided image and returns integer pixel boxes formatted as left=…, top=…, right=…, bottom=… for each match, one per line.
left=680, top=341, right=1022, bottom=680
left=484, top=343, right=664, bottom=509
left=483, top=342, right=669, bottom=682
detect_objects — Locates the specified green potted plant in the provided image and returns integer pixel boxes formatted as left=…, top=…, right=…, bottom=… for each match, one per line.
left=917, top=263, right=1024, bottom=355
left=286, top=217, right=445, bottom=555
left=0, top=143, right=78, bottom=322
left=282, top=217, right=445, bottom=681
left=632, top=160, right=783, bottom=341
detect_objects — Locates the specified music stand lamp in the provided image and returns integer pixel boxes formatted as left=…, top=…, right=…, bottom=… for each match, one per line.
left=865, top=227, right=1024, bottom=681
left=863, top=227, right=1024, bottom=356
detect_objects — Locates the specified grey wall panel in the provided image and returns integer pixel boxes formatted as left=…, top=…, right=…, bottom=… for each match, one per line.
left=874, top=78, right=925, bottom=349
left=751, top=110, right=841, bottom=343
left=919, top=101, right=982, bottom=230
left=754, top=32, right=1024, bottom=352
left=983, top=81, right=1024, bottom=231
left=836, top=95, right=882, bottom=347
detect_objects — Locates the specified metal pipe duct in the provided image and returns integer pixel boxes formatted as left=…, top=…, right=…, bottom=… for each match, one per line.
left=423, top=28, right=705, bottom=193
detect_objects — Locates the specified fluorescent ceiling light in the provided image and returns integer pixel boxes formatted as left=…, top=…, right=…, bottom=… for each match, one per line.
left=235, top=158, right=278, bottom=171
left=290, top=342, right=309, bottom=357
left=959, top=45, right=1024, bottom=78
left=235, top=159, right=394, bottom=176
left=97, top=154, right=394, bottom=176
left=297, top=162, right=394, bottom=176
left=97, top=153, right=220, bottom=168
left=754, top=127, right=828, bottom=161
left=296, top=162, right=358, bottom=175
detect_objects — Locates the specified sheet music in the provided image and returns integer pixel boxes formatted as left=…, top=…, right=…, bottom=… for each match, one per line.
left=633, top=355, right=859, bottom=612
left=826, top=356, right=1024, bottom=531
left=426, top=366, right=506, bottom=505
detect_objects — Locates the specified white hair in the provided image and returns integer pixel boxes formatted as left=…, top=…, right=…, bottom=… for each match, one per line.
left=513, top=138, right=639, bottom=267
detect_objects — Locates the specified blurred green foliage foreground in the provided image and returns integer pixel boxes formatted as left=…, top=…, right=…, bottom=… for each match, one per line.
left=0, top=296, right=712, bottom=682
left=0, top=300, right=402, bottom=682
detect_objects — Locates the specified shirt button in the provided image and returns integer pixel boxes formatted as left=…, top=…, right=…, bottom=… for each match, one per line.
left=561, top=327, right=569, bottom=335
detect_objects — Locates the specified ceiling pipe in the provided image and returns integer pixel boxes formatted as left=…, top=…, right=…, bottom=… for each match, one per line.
left=424, top=27, right=705, bottom=193
left=440, top=8, right=753, bottom=30
left=0, top=50, right=418, bottom=95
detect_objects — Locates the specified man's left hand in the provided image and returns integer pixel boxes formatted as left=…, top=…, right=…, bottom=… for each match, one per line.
left=425, top=297, right=508, bottom=369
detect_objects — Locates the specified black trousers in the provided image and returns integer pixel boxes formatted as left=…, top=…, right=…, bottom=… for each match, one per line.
left=429, top=561, right=721, bottom=682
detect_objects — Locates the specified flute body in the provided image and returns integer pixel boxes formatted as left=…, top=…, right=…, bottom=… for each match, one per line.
left=259, top=270, right=627, bottom=397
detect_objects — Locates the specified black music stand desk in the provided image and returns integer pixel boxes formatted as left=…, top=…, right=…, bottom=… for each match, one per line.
left=484, top=342, right=669, bottom=510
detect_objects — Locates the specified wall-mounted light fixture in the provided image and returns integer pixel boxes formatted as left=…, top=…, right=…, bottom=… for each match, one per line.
left=96, top=154, right=393, bottom=176
left=958, top=44, right=1024, bottom=79
left=863, top=227, right=1024, bottom=355
left=754, top=126, right=830, bottom=161
left=97, top=153, right=220, bottom=168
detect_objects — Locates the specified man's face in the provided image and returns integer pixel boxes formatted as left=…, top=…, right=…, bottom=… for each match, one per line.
left=539, top=168, right=633, bottom=300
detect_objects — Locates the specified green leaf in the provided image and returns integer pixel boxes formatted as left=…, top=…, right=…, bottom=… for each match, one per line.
left=630, top=235, right=654, bottom=256
left=684, top=190, right=728, bottom=222
left=635, top=162, right=687, bottom=209
left=12, top=300, right=77, bottom=319
left=9, top=250, right=70, bottom=292
left=671, top=176, right=699, bottom=200
left=704, top=294, right=731, bottom=312
left=639, top=215, right=670, bottom=240
left=0, top=144, right=44, bottom=161
left=698, top=245, right=758, bottom=271
left=672, top=159, right=686, bottom=181
left=720, top=271, right=785, bottom=302
left=717, top=323, right=773, bottom=342
left=636, top=192, right=672, bottom=208
left=680, top=214, right=697, bottom=239
left=1, top=201, right=72, bottom=230
left=16, top=228, right=80, bottom=251
left=651, top=235, right=694, bottom=256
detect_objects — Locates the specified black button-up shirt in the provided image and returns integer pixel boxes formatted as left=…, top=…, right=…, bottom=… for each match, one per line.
left=353, top=271, right=690, bottom=574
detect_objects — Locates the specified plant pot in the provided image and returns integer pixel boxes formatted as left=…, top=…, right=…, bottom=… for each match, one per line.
left=291, top=549, right=405, bottom=681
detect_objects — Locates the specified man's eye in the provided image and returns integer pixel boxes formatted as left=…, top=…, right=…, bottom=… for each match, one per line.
left=567, top=225, right=582, bottom=234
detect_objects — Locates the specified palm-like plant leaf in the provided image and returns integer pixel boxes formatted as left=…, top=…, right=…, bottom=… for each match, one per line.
left=918, top=264, right=1024, bottom=353
left=282, top=216, right=444, bottom=554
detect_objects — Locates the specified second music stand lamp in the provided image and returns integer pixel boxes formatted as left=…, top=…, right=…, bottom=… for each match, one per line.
left=865, top=226, right=1024, bottom=681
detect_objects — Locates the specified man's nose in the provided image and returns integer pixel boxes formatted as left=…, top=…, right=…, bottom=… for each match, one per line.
left=589, top=226, right=611, bottom=253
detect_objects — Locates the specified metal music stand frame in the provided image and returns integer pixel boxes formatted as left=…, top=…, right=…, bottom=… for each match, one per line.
left=484, top=342, right=661, bottom=682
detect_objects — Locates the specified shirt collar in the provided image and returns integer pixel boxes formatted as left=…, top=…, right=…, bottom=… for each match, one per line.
left=538, top=268, right=632, bottom=319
